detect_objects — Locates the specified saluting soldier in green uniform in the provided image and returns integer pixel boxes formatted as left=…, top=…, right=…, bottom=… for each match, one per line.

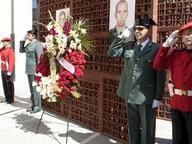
left=20, top=29, right=43, bottom=113
left=108, top=18, right=166, bottom=144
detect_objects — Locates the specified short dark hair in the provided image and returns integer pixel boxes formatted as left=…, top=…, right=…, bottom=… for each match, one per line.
left=27, top=29, right=38, bottom=37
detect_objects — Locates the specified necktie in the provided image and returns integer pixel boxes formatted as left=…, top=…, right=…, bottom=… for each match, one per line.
left=137, top=44, right=142, bottom=53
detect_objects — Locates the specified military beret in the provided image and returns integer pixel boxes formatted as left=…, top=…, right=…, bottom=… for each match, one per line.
left=135, top=18, right=156, bottom=28
left=179, top=21, right=192, bottom=34
left=1, top=37, right=11, bottom=42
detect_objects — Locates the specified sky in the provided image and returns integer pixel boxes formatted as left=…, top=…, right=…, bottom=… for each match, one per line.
left=32, top=0, right=37, bottom=8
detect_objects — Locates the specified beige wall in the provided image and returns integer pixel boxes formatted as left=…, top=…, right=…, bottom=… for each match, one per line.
left=0, top=0, right=32, bottom=99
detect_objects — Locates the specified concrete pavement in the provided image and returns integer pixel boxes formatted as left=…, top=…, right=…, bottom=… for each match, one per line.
left=0, top=95, right=172, bottom=144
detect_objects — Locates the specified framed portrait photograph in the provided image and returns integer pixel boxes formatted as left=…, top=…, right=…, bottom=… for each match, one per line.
left=109, top=0, right=136, bottom=30
left=56, top=8, right=70, bottom=25
left=109, top=0, right=136, bottom=44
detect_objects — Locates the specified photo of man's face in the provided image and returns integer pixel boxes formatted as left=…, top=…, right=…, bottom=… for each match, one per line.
left=109, top=0, right=136, bottom=30
left=56, top=8, right=70, bottom=25
left=58, top=11, right=66, bottom=23
left=115, top=1, right=128, bottom=28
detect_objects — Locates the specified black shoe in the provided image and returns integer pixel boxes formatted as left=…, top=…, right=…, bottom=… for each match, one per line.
left=30, top=107, right=41, bottom=114
left=6, top=101, right=14, bottom=104
left=30, top=110, right=41, bottom=114
left=26, top=109, right=33, bottom=112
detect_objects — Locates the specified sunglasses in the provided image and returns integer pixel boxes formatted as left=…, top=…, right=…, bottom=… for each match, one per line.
left=134, top=27, right=146, bottom=31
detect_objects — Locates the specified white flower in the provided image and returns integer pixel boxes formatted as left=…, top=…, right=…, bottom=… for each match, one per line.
left=40, top=90, right=46, bottom=96
left=37, top=72, right=42, bottom=77
left=46, top=22, right=53, bottom=31
left=42, top=95, right=46, bottom=99
left=59, top=47, right=65, bottom=54
left=56, top=74, right=59, bottom=81
left=77, top=44, right=82, bottom=50
left=47, top=99, right=51, bottom=102
left=68, top=48, right=72, bottom=53
left=70, top=40, right=77, bottom=49
left=45, top=35, right=55, bottom=52
left=52, top=97, right=57, bottom=102
left=69, top=30, right=76, bottom=36
left=54, top=22, right=63, bottom=35
left=80, top=28, right=87, bottom=34
left=41, top=42, right=47, bottom=48
left=75, top=38, right=81, bottom=43
left=78, top=20, right=82, bottom=27
left=36, top=75, right=58, bottom=102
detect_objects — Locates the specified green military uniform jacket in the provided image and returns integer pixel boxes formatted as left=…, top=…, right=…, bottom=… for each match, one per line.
left=20, top=40, right=43, bottom=74
left=109, top=28, right=119, bottom=45
left=108, top=38, right=165, bottom=105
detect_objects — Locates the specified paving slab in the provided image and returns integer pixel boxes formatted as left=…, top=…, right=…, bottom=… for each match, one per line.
left=0, top=96, right=172, bottom=144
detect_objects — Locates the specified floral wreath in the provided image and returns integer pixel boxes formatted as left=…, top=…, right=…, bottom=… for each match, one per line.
left=35, top=11, right=94, bottom=102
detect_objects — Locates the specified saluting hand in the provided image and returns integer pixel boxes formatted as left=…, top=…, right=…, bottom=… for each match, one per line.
left=163, top=30, right=179, bottom=47
left=118, top=25, right=134, bottom=39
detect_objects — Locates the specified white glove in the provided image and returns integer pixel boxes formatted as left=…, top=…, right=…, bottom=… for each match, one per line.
left=168, top=80, right=174, bottom=96
left=7, top=72, right=11, bottom=76
left=152, top=99, right=162, bottom=108
left=162, top=30, right=179, bottom=47
left=118, top=25, right=134, bottom=39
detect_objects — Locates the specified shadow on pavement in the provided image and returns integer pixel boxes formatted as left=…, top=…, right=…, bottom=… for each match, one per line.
left=13, top=113, right=52, bottom=134
left=156, top=137, right=172, bottom=144
left=58, top=129, right=93, bottom=143
left=58, top=130, right=121, bottom=144
left=12, top=113, right=65, bottom=144
left=10, top=100, right=29, bottom=109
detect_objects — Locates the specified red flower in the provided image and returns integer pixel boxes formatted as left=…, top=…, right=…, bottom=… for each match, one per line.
left=37, top=48, right=87, bottom=101
left=63, top=21, right=71, bottom=36
left=70, top=86, right=76, bottom=91
left=36, top=54, right=50, bottom=77
left=72, top=79, right=78, bottom=83
left=49, top=28, right=58, bottom=36
left=36, top=76, right=41, bottom=83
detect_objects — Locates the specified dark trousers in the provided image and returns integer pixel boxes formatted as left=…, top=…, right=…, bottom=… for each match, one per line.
left=172, top=108, right=192, bottom=144
left=127, top=103, right=156, bottom=144
left=1, top=71, right=14, bottom=103
left=27, top=74, right=41, bottom=110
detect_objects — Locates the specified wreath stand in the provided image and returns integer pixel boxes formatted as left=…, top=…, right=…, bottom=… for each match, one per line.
left=35, top=96, right=72, bottom=144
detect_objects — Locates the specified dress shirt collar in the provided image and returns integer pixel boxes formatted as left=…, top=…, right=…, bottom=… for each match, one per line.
left=137, top=38, right=150, bottom=51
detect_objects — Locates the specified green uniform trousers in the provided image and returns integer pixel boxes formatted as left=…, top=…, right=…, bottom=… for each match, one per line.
left=127, top=103, right=156, bottom=144
left=27, top=74, right=41, bottom=111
